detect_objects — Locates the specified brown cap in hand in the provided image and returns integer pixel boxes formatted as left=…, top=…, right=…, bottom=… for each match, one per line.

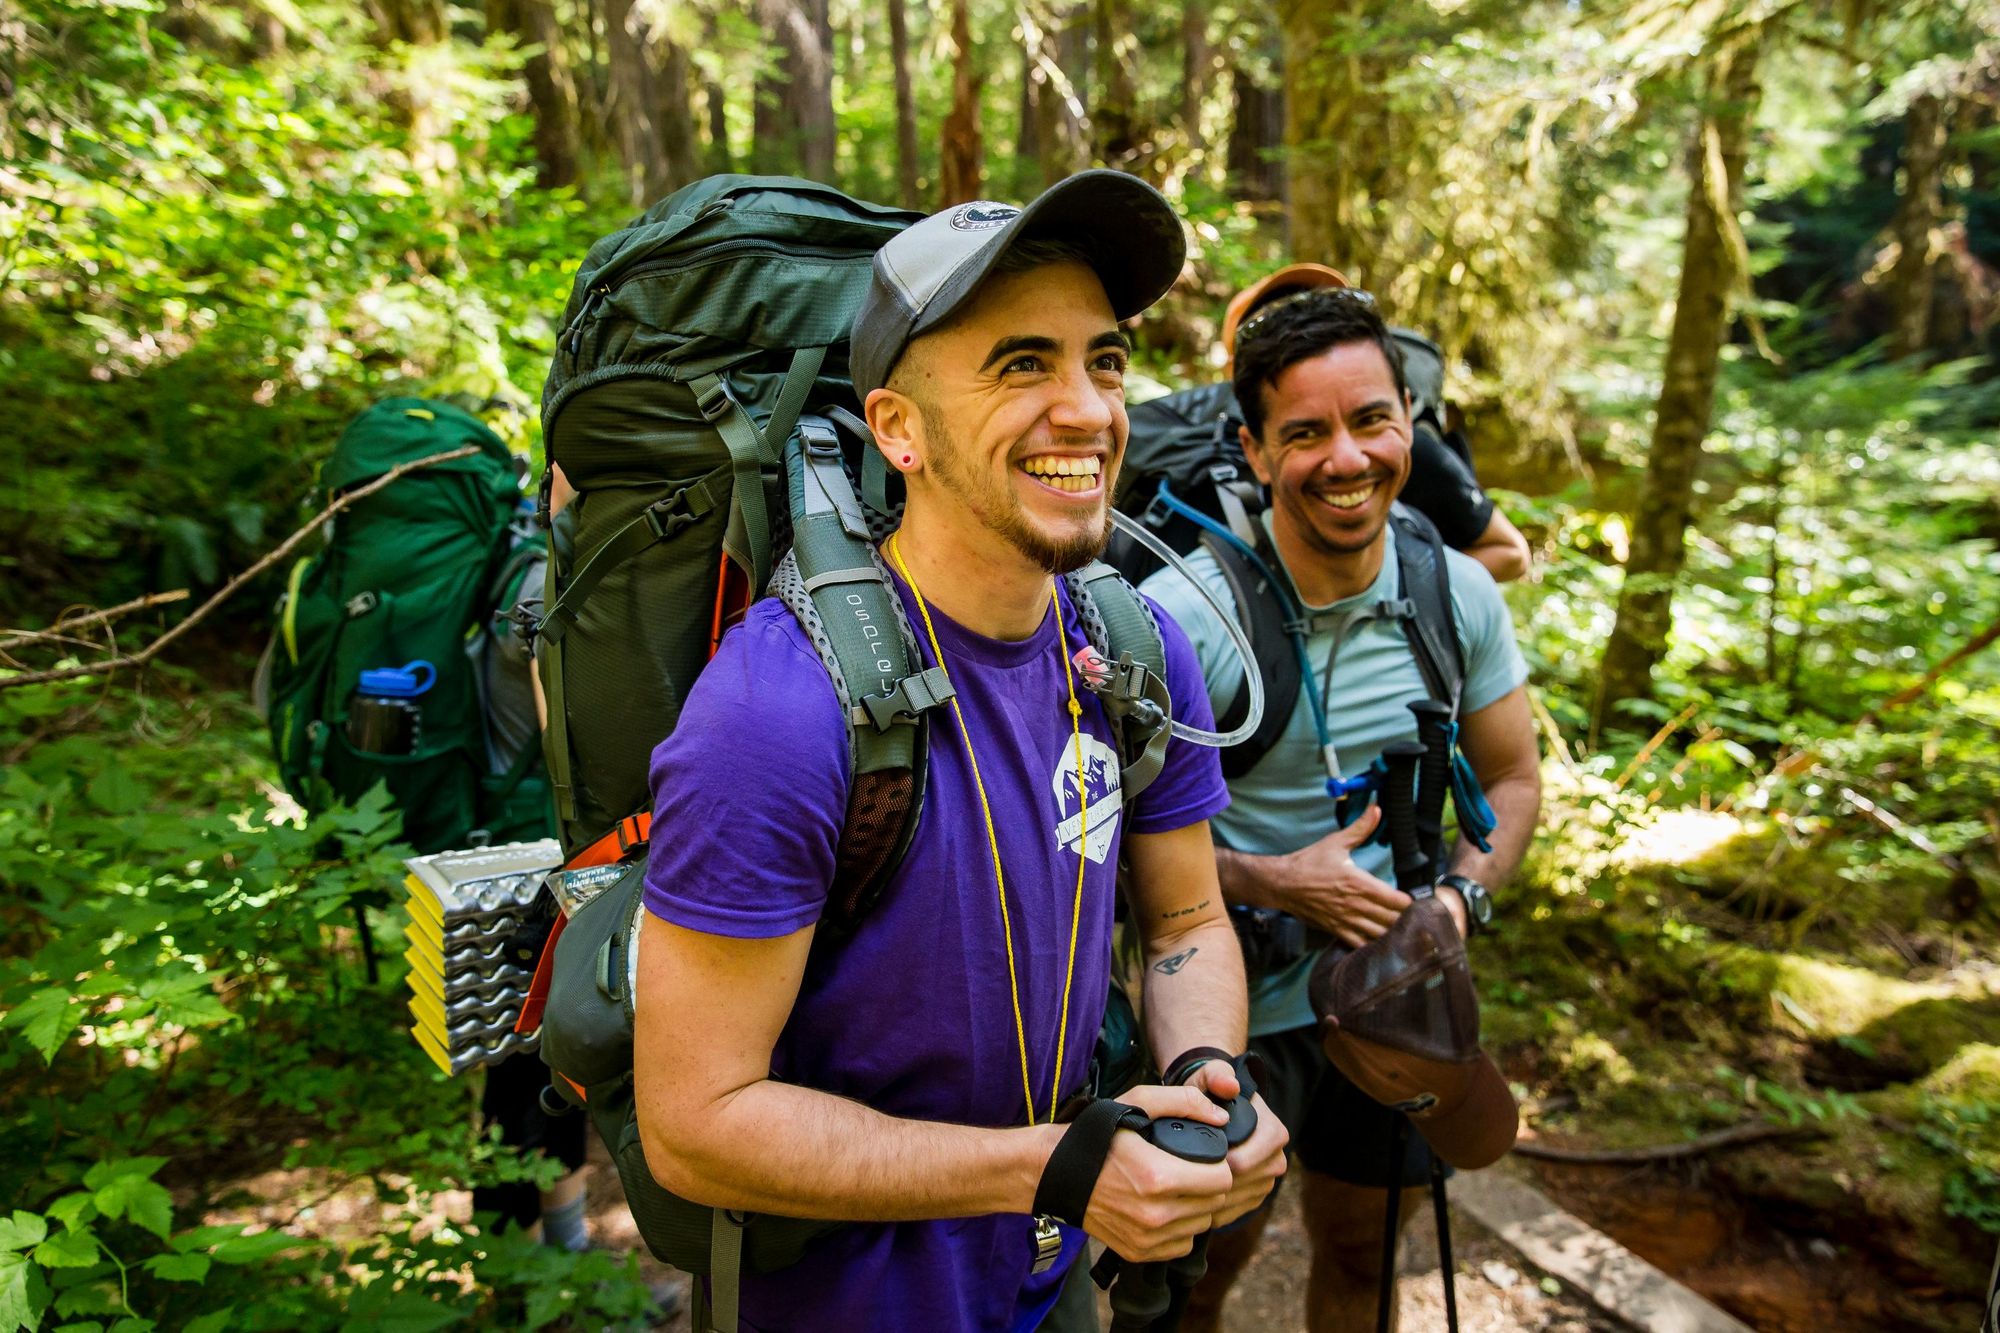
left=1309, top=895, right=1518, bottom=1170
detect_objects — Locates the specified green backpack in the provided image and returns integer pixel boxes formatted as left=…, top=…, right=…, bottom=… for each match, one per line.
left=532, top=175, right=1177, bottom=1330
left=263, top=397, right=553, bottom=855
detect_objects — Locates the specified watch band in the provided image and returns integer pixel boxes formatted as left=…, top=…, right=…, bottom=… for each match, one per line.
left=1161, top=1045, right=1235, bottom=1088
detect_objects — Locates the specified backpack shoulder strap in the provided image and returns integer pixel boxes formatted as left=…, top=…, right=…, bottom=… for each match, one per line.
left=1387, top=504, right=1464, bottom=714
left=1203, top=531, right=1302, bottom=780
left=1062, top=562, right=1173, bottom=803
left=778, top=414, right=954, bottom=928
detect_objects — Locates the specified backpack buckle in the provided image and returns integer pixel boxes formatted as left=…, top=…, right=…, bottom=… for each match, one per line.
left=855, top=666, right=956, bottom=731
left=644, top=481, right=717, bottom=540
left=345, top=591, right=379, bottom=618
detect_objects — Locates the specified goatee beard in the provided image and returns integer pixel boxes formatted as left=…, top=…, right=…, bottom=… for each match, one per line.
left=919, top=402, right=1115, bottom=574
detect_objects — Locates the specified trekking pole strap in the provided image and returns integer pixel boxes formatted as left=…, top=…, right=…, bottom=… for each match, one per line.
left=1034, top=1098, right=1147, bottom=1226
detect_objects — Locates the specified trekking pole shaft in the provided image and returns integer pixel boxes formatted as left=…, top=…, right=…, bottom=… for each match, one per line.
left=1432, top=1159, right=1458, bottom=1333
left=1408, top=699, right=1453, bottom=885
left=1380, top=741, right=1429, bottom=891
left=1377, top=1116, right=1408, bottom=1333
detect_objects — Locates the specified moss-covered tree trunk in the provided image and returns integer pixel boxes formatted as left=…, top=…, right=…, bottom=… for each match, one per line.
left=486, top=0, right=581, bottom=189
left=1279, top=0, right=1393, bottom=284
left=753, top=0, right=835, bottom=182
left=938, top=0, right=984, bottom=205
left=1889, top=91, right=1949, bottom=361
left=1595, top=30, right=1766, bottom=731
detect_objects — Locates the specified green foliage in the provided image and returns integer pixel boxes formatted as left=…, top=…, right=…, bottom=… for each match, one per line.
left=0, top=680, right=653, bottom=1330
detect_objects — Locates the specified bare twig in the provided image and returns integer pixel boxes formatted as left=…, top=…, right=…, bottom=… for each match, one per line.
left=1513, top=1120, right=1799, bottom=1164
left=1838, top=785, right=1967, bottom=875
left=1613, top=700, right=1702, bottom=792
left=0, top=589, right=192, bottom=651
left=0, top=446, right=480, bottom=692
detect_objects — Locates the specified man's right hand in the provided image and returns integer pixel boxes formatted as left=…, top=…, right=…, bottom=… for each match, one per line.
left=1080, top=1084, right=1235, bottom=1262
left=1273, top=805, right=1413, bottom=949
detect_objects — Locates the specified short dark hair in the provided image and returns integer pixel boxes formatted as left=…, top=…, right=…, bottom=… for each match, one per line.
left=1231, top=288, right=1407, bottom=441
left=992, top=236, right=1098, bottom=277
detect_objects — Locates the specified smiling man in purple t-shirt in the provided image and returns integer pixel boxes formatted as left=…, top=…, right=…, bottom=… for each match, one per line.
left=631, top=171, right=1289, bottom=1331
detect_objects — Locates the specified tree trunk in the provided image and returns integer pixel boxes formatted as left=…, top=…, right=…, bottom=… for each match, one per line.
left=657, top=35, right=703, bottom=192
left=939, top=0, right=984, bottom=205
left=1022, top=0, right=1087, bottom=187
left=1595, top=30, right=1766, bottom=731
left=367, top=0, right=447, bottom=45
left=753, top=0, right=836, bottom=181
left=486, top=0, right=581, bottom=189
left=1889, top=91, right=1949, bottom=361
left=1091, top=0, right=1140, bottom=168
left=888, top=0, right=922, bottom=208
left=1280, top=0, right=1394, bottom=285
left=600, top=0, right=671, bottom=207
left=1227, top=63, right=1283, bottom=202
left=1182, top=0, right=1208, bottom=165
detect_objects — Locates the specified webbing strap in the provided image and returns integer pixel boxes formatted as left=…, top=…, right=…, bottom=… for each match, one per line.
left=1066, top=563, right=1172, bottom=803
left=537, top=466, right=727, bottom=649
left=1034, top=1098, right=1145, bottom=1226
left=1390, top=507, right=1463, bottom=714
left=708, top=1208, right=745, bottom=1333
left=542, top=630, right=575, bottom=822
left=693, top=375, right=773, bottom=597
left=766, top=345, right=826, bottom=477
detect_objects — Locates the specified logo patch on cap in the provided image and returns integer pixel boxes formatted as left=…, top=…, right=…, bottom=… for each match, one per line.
left=950, top=203, right=1019, bottom=231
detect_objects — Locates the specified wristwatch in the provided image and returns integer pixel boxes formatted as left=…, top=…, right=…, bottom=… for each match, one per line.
left=1437, top=874, right=1493, bottom=936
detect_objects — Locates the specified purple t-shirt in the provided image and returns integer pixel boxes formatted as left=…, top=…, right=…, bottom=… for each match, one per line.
left=645, top=574, right=1228, bottom=1332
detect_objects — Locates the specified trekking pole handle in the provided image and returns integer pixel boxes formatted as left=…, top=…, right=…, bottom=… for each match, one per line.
left=1380, top=740, right=1430, bottom=892
left=1408, top=699, right=1454, bottom=884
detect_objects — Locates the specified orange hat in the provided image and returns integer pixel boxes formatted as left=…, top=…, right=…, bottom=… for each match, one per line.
left=1220, top=262, right=1351, bottom=372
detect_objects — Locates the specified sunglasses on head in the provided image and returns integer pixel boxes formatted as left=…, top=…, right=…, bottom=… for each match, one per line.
left=1234, top=286, right=1379, bottom=348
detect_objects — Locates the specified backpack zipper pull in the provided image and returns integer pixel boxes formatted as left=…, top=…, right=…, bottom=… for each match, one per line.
left=565, top=285, right=611, bottom=358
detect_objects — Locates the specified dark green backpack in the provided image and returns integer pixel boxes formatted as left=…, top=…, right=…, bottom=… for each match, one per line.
left=532, top=175, right=1177, bottom=1331
left=263, top=397, right=553, bottom=855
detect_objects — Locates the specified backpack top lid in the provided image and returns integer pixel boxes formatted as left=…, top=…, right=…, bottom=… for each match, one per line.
left=319, top=396, right=518, bottom=499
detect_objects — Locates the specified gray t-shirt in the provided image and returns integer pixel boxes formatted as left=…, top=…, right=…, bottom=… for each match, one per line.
left=1141, top=517, right=1528, bottom=1034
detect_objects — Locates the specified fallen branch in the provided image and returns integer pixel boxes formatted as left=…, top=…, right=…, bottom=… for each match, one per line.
left=1839, top=785, right=1967, bottom=875
left=0, top=446, right=479, bottom=692
left=1857, top=612, right=2000, bottom=728
left=1512, top=1121, right=1798, bottom=1164
left=0, top=589, right=192, bottom=651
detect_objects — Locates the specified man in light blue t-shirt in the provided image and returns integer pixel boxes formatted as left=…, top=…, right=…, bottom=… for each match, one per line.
left=1141, top=285, right=1541, bottom=1333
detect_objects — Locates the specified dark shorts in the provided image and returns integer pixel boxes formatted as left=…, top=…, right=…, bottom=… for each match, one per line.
left=1249, top=1023, right=1447, bottom=1190
left=473, top=1050, right=590, bottom=1230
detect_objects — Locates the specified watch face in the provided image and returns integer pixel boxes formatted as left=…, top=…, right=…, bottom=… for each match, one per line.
left=1470, top=889, right=1492, bottom=924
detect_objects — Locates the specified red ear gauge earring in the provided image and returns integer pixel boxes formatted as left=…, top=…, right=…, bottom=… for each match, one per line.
left=901, top=454, right=915, bottom=468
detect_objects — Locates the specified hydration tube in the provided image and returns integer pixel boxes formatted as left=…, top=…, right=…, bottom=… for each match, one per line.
left=1139, top=483, right=1371, bottom=802
left=1109, top=508, right=1264, bottom=749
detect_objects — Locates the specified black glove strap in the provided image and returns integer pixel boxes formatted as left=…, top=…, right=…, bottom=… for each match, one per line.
left=1033, top=1098, right=1147, bottom=1227
left=1162, top=1045, right=1235, bottom=1088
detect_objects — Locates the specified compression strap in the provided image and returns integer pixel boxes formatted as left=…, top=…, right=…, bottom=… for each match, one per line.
left=888, top=534, right=1088, bottom=1127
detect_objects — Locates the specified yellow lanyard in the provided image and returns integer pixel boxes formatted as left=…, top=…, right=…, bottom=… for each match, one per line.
left=887, top=534, right=1091, bottom=1127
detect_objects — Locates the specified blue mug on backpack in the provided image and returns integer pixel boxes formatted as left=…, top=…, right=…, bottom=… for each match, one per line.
left=346, top=660, right=435, bottom=755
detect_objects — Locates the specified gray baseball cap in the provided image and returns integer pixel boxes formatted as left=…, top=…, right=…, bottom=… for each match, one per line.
left=850, top=170, right=1187, bottom=399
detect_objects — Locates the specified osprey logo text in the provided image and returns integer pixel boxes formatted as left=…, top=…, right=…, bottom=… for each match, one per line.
left=1050, top=733, right=1123, bottom=864
left=950, top=203, right=1019, bottom=231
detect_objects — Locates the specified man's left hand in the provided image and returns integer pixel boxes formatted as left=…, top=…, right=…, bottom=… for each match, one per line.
left=1181, top=1061, right=1288, bottom=1228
